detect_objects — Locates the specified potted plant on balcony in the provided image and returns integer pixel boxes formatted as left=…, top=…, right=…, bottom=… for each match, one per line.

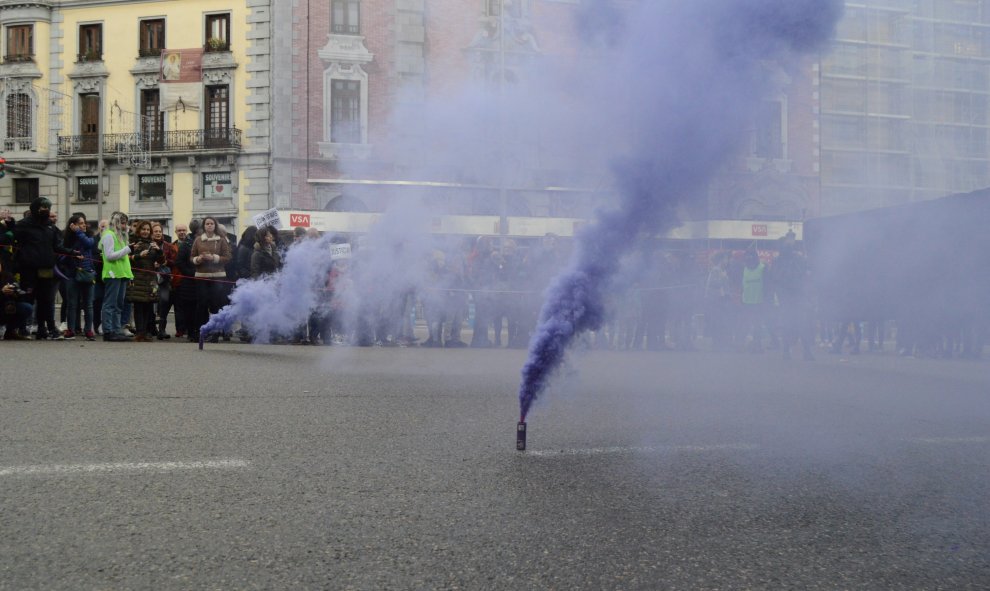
left=206, top=37, right=228, bottom=52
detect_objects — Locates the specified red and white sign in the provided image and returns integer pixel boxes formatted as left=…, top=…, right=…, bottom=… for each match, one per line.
left=751, top=224, right=768, bottom=237
left=290, top=213, right=311, bottom=227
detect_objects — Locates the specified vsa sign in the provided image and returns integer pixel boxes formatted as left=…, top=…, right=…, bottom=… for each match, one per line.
left=289, top=213, right=311, bottom=227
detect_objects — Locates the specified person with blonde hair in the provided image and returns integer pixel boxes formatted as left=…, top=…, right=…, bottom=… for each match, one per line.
left=100, top=211, right=133, bottom=341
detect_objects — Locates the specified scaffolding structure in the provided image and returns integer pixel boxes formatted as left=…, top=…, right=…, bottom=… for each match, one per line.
left=819, top=0, right=990, bottom=214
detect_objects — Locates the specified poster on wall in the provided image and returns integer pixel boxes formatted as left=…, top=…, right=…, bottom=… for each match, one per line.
left=159, top=48, right=204, bottom=111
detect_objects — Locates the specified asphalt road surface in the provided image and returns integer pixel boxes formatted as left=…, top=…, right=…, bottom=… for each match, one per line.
left=1, top=340, right=988, bottom=590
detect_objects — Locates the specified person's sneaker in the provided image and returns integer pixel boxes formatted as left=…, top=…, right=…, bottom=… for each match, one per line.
left=62, top=330, right=76, bottom=340
left=175, top=331, right=185, bottom=338
left=59, top=322, right=68, bottom=332
left=85, top=331, right=96, bottom=341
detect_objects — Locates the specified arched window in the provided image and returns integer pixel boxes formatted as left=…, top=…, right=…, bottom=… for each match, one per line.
left=5, top=92, right=32, bottom=151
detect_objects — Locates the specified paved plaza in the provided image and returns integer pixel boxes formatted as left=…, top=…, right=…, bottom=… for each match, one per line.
left=1, top=341, right=988, bottom=589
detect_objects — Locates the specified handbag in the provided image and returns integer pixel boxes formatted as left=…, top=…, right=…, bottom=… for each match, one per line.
left=157, top=264, right=172, bottom=285
left=76, top=267, right=96, bottom=283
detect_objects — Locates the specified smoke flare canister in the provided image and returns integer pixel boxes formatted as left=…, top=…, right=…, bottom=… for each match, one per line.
left=198, top=333, right=205, bottom=351
left=516, top=421, right=527, bottom=451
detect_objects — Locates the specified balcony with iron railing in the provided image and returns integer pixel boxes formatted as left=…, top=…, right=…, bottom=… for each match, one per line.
left=57, top=127, right=242, bottom=157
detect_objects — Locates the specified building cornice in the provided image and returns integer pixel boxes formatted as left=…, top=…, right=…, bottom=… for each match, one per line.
left=318, top=35, right=374, bottom=65
left=0, top=1, right=53, bottom=23
left=6, top=0, right=160, bottom=7
left=0, top=60, right=42, bottom=79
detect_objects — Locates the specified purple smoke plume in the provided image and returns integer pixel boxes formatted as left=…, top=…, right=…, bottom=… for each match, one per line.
left=518, top=0, right=843, bottom=420
left=199, top=235, right=338, bottom=343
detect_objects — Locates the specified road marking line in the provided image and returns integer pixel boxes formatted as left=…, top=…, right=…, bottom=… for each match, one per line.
left=526, top=443, right=758, bottom=457
left=908, top=436, right=989, bottom=445
left=0, top=459, right=250, bottom=477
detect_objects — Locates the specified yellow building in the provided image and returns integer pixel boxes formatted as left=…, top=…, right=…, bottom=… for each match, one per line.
left=0, top=0, right=272, bottom=236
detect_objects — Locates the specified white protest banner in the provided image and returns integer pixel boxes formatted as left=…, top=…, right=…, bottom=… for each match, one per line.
left=253, top=207, right=281, bottom=230
left=330, top=243, right=352, bottom=260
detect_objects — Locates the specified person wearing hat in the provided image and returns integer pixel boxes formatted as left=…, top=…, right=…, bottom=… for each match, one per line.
left=8, top=197, right=80, bottom=340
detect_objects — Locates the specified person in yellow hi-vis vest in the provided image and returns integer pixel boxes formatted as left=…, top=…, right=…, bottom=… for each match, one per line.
left=741, top=249, right=767, bottom=353
left=100, top=211, right=134, bottom=342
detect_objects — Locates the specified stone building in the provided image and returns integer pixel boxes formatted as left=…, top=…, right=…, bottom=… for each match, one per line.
left=0, top=0, right=273, bottom=236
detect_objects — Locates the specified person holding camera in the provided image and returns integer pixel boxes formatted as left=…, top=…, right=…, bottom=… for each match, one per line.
left=126, top=220, right=165, bottom=342
left=5, top=197, right=80, bottom=340
left=1, top=256, right=32, bottom=340
left=62, top=214, right=98, bottom=341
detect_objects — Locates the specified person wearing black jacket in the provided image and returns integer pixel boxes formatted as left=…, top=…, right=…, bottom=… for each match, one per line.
left=236, top=226, right=257, bottom=280
left=7, top=198, right=79, bottom=340
left=1, top=256, right=32, bottom=339
left=175, top=218, right=201, bottom=341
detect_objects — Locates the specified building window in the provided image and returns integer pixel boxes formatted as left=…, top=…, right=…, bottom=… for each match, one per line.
left=79, top=24, right=103, bottom=62
left=205, top=13, right=230, bottom=51
left=752, top=100, right=783, bottom=160
left=140, top=89, right=164, bottom=150
left=203, top=172, right=233, bottom=199
left=5, top=24, right=33, bottom=62
left=485, top=0, right=501, bottom=17
left=205, top=85, right=230, bottom=147
left=80, top=93, right=101, bottom=154
left=138, top=174, right=166, bottom=201
left=77, top=176, right=99, bottom=202
left=5, top=93, right=32, bottom=151
left=330, top=80, right=361, bottom=144
left=13, top=178, right=39, bottom=204
left=332, top=0, right=360, bottom=35
left=139, top=19, right=165, bottom=57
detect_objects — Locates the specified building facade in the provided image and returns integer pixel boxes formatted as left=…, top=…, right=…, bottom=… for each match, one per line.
left=8, top=1, right=986, bottom=236
left=270, top=0, right=821, bottom=241
left=0, top=0, right=273, bottom=235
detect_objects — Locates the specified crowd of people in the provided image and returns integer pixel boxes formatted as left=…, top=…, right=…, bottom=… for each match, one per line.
left=1, top=197, right=985, bottom=359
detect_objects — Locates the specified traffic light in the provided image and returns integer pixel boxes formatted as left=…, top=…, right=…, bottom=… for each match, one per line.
left=0, top=157, right=5, bottom=179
